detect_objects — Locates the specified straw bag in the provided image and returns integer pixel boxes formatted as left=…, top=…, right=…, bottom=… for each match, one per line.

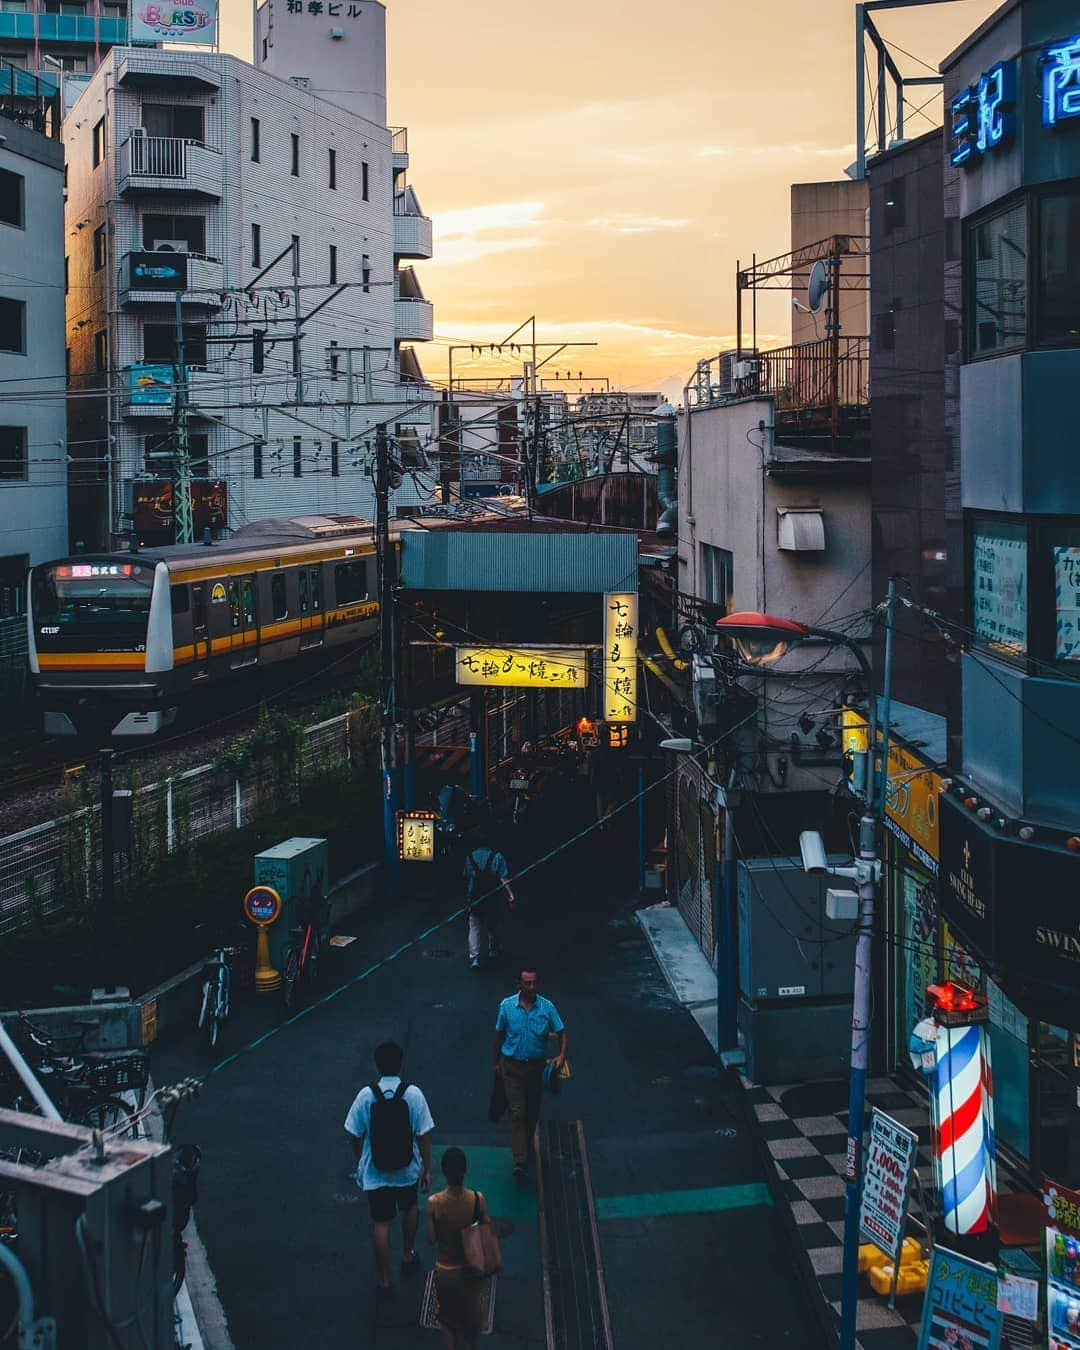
left=461, top=1191, right=502, bottom=1276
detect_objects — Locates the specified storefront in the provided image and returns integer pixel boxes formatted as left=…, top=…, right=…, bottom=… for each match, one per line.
left=937, top=791, right=1080, bottom=1185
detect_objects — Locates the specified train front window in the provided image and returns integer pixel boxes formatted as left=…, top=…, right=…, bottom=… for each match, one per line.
left=33, top=561, right=154, bottom=644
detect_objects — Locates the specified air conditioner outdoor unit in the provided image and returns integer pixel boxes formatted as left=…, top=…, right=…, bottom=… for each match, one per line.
left=131, top=126, right=146, bottom=137
left=153, top=239, right=188, bottom=252
left=733, top=358, right=760, bottom=381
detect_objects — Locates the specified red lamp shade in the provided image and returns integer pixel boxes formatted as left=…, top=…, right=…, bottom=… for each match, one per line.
left=715, top=612, right=811, bottom=667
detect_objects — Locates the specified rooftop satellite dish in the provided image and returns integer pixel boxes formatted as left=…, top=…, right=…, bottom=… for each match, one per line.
left=807, top=259, right=830, bottom=313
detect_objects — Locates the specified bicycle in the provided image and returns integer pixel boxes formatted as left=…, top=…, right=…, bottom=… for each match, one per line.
left=281, top=897, right=328, bottom=1012
left=198, top=947, right=239, bottom=1050
left=10, top=1013, right=146, bottom=1134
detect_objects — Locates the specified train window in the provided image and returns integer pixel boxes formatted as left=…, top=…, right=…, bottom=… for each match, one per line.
left=335, top=559, right=367, bottom=605
left=310, top=568, right=322, bottom=612
left=228, top=580, right=240, bottom=629
left=170, top=584, right=189, bottom=615
left=271, top=573, right=287, bottom=621
left=192, top=585, right=207, bottom=630
left=298, top=570, right=309, bottom=615
left=242, top=578, right=256, bottom=627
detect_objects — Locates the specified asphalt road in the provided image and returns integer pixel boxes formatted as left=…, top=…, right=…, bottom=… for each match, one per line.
left=152, top=780, right=823, bottom=1349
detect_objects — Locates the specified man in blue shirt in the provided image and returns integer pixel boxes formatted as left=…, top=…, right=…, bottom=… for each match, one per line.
left=492, top=970, right=568, bottom=1177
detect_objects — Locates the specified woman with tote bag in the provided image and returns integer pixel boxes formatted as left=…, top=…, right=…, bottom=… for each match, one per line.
left=426, top=1148, right=501, bottom=1347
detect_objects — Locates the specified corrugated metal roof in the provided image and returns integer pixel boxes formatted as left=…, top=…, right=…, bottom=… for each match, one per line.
left=401, top=528, right=639, bottom=593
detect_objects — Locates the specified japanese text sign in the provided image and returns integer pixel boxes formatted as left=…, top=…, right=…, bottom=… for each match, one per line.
left=396, top=811, right=437, bottom=863
left=1042, top=35, right=1080, bottom=128
left=603, top=592, right=638, bottom=724
left=129, top=0, right=217, bottom=44
left=916, top=1248, right=1002, bottom=1350
left=285, top=0, right=366, bottom=17
left=950, top=60, right=1016, bottom=168
left=1044, top=1180, right=1080, bottom=1240
left=1054, top=546, right=1080, bottom=660
left=243, top=885, right=281, bottom=926
left=455, top=647, right=589, bottom=690
left=860, top=1109, right=919, bottom=1260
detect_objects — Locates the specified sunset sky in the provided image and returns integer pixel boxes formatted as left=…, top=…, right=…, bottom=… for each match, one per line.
left=222, top=0, right=1000, bottom=397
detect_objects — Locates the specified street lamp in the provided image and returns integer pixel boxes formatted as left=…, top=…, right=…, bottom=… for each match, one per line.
left=715, top=608, right=888, bottom=1350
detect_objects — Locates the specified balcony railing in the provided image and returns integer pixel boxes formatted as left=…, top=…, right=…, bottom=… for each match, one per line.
left=392, top=209, right=433, bottom=260
left=119, top=134, right=223, bottom=197
left=119, top=251, right=225, bottom=306
left=394, top=297, right=434, bottom=342
left=389, top=125, right=408, bottom=172
left=752, top=336, right=869, bottom=418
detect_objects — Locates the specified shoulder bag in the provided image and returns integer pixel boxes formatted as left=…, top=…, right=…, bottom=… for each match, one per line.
left=461, top=1190, right=503, bottom=1276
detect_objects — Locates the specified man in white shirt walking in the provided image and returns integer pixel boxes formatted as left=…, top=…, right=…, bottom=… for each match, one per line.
left=463, top=840, right=515, bottom=969
left=344, top=1041, right=435, bottom=1298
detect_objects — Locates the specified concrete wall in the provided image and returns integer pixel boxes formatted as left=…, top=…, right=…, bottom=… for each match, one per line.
left=0, top=121, right=68, bottom=573
left=255, top=0, right=387, bottom=126
left=64, top=45, right=432, bottom=547
left=790, top=180, right=869, bottom=346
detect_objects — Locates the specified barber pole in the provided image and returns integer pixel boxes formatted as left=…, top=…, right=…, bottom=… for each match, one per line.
left=926, top=983, right=995, bottom=1239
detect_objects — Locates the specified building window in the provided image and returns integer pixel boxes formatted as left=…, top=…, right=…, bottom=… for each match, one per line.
left=290, top=132, right=299, bottom=177
left=0, top=426, right=27, bottom=481
left=144, top=322, right=207, bottom=367
left=261, top=35, right=267, bottom=59
left=92, top=116, right=105, bottom=167
left=0, top=168, right=23, bottom=229
left=328, top=146, right=336, bottom=189
left=250, top=221, right=261, bottom=267
left=250, top=115, right=260, bottom=162
left=253, top=437, right=263, bottom=479
left=328, top=340, right=339, bottom=378
left=329, top=243, right=337, bottom=284
left=64, top=256, right=69, bottom=295
left=291, top=234, right=300, bottom=277
left=93, top=329, right=107, bottom=372
left=271, top=573, right=287, bottom=620
left=0, top=297, right=25, bottom=354
left=331, top=438, right=339, bottom=477
left=142, top=213, right=206, bottom=253
left=361, top=253, right=370, bottom=293
left=971, top=518, right=1028, bottom=656
left=92, top=223, right=106, bottom=271
left=142, top=104, right=203, bottom=141
left=967, top=199, right=1027, bottom=359
left=1037, top=189, right=1080, bottom=346
left=884, top=178, right=905, bottom=232
left=361, top=160, right=369, bottom=201
left=335, top=559, right=367, bottom=603
left=293, top=436, right=302, bottom=477
left=699, top=543, right=733, bottom=613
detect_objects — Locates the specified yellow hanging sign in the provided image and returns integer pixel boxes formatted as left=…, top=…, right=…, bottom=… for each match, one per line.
left=396, top=810, right=438, bottom=863
left=455, top=647, right=589, bottom=689
left=604, top=592, right=638, bottom=723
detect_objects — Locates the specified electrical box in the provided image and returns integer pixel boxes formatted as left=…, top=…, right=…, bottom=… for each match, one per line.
left=739, top=999, right=853, bottom=1085
left=254, top=837, right=329, bottom=968
left=737, top=855, right=856, bottom=1002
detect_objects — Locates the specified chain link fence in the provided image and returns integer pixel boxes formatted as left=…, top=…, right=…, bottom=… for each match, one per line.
left=0, top=713, right=352, bottom=939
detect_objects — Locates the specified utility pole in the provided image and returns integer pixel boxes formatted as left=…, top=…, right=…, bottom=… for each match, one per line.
left=292, top=237, right=304, bottom=405
left=99, top=746, right=115, bottom=934
left=172, top=291, right=194, bottom=545
left=375, top=424, right=398, bottom=900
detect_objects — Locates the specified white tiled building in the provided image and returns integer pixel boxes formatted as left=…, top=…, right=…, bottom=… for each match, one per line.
left=64, top=0, right=435, bottom=547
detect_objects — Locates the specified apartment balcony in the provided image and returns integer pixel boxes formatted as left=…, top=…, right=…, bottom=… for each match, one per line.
left=394, top=298, right=434, bottom=342
left=119, top=252, right=225, bottom=308
left=121, top=364, right=219, bottom=419
left=389, top=125, right=409, bottom=173
left=393, top=208, right=433, bottom=260
left=0, top=11, right=124, bottom=39
left=118, top=134, right=223, bottom=199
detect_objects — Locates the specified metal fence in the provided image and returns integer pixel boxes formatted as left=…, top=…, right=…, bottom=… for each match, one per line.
left=668, top=753, right=716, bottom=964
left=0, top=714, right=351, bottom=939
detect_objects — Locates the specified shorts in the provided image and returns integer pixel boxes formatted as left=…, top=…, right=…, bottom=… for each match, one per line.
left=366, top=1183, right=418, bottom=1223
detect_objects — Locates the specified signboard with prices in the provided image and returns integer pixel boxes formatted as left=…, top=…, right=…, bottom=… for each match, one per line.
left=859, top=1108, right=919, bottom=1260
left=916, top=1247, right=1002, bottom=1350
left=1044, top=1180, right=1080, bottom=1347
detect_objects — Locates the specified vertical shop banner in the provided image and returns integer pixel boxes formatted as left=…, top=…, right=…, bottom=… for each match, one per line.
left=129, top=0, right=217, bottom=45
left=859, top=1109, right=918, bottom=1259
left=1055, top=546, right=1080, bottom=661
left=916, top=1247, right=1002, bottom=1350
left=972, top=528, right=1027, bottom=654
left=603, top=592, right=638, bottom=723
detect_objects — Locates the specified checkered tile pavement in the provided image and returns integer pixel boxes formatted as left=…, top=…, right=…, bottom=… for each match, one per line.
left=743, top=1076, right=934, bottom=1350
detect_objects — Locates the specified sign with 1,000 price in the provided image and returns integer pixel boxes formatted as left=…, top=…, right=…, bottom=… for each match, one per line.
left=859, top=1108, right=919, bottom=1260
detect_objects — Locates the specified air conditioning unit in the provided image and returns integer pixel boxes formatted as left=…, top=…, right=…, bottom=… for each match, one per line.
left=710, top=348, right=757, bottom=398
left=130, top=126, right=147, bottom=137
left=152, top=239, right=188, bottom=252
left=732, top=358, right=759, bottom=382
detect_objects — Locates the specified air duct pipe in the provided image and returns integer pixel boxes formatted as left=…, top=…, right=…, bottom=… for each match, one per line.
left=653, top=400, right=677, bottom=537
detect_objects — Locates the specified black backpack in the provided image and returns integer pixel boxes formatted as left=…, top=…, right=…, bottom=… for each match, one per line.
left=468, top=850, right=500, bottom=907
left=368, top=1081, right=414, bottom=1171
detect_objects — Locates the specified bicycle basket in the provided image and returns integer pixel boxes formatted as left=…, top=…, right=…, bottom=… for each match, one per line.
left=85, top=1052, right=149, bottom=1094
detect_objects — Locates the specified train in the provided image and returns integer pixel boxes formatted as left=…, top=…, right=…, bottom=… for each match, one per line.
left=27, top=515, right=394, bottom=738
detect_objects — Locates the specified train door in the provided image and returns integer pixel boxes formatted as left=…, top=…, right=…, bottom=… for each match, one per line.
left=299, top=566, right=324, bottom=650
left=228, top=573, right=259, bottom=667
left=191, top=583, right=210, bottom=679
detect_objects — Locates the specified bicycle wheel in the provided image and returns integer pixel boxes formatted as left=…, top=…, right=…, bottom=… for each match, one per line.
left=197, top=980, right=210, bottom=1030
left=282, top=947, right=300, bottom=1011
left=307, top=930, right=321, bottom=985
left=79, top=1097, right=136, bottom=1134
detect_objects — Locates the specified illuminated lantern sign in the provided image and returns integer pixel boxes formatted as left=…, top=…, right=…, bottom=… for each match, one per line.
left=455, top=647, right=589, bottom=689
left=396, top=810, right=438, bottom=863
left=603, top=592, right=638, bottom=724
left=950, top=60, right=1016, bottom=167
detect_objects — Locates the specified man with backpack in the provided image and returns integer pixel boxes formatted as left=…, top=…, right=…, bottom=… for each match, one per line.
left=344, top=1041, right=435, bottom=1298
left=463, top=840, right=515, bottom=970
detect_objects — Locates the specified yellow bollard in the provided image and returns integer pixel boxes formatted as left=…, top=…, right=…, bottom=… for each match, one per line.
left=243, top=885, right=282, bottom=993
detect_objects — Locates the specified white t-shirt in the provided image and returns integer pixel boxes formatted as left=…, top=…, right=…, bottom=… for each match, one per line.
left=343, top=1075, right=435, bottom=1191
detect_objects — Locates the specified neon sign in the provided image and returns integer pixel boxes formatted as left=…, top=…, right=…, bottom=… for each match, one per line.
left=1043, top=34, right=1080, bottom=128
left=950, top=60, right=1015, bottom=168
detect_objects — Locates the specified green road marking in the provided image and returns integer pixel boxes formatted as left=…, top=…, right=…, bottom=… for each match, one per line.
left=595, top=1182, right=773, bottom=1221
left=419, top=1144, right=537, bottom=1225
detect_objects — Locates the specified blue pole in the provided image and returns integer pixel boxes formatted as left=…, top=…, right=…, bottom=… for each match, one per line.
left=637, top=765, right=646, bottom=894
left=383, top=768, right=398, bottom=901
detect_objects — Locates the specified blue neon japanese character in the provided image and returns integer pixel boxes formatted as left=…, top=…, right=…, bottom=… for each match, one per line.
left=1043, top=35, right=1080, bottom=128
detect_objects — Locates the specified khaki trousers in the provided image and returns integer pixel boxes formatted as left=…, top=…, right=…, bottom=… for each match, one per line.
left=501, top=1055, right=545, bottom=1166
